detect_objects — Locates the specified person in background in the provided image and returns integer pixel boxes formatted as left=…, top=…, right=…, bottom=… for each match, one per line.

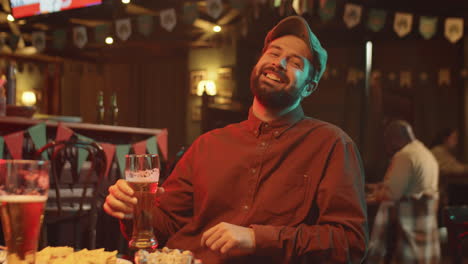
left=366, top=120, right=440, bottom=264
left=430, top=128, right=468, bottom=175
left=105, top=15, right=368, bottom=264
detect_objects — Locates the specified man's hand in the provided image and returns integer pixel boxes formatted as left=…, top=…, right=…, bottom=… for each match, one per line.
left=201, top=222, right=255, bottom=255
left=103, top=179, right=165, bottom=220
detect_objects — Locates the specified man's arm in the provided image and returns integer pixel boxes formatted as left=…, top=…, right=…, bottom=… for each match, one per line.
left=251, top=139, right=368, bottom=263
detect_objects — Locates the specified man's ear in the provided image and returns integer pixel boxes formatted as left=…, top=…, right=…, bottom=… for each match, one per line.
left=301, top=81, right=318, bottom=98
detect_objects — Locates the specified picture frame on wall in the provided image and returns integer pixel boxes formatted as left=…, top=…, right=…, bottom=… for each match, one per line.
left=190, top=70, right=207, bottom=95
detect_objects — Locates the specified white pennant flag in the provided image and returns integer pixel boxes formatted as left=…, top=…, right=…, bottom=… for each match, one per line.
left=160, top=8, right=177, bottom=32
left=343, top=3, right=362, bottom=28
left=116, top=18, right=132, bottom=41
left=394, top=12, right=413, bottom=37
left=206, top=0, right=223, bottom=19
left=445, top=17, right=464, bottom=43
left=32, top=31, right=46, bottom=52
left=73, top=26, right=87, bottom=49
left=292, top=0, right=304, bottom=15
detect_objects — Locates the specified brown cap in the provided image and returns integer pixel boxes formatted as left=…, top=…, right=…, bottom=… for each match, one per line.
left=263, top=16, right=327, bottom=83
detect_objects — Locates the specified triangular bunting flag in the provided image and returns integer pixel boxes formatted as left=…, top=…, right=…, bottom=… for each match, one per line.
left=160, top=8, right=177, bottom=32
left=0, top=136, right=4, bottom=159
left=343, top=3, right=362, bottom=28
left=100, top=143, right=116, bottom=179
left=157, top=129, right=168, bottom=161
left=274, top=0, right=282, bottom=8
left=95, top=24, right=110, bottom=43
left=116, top=18, right=132, bottom=41
left=445, top=18, right=463, bottom=43
left=419, top=16, right=437, bottom=40
left=76, top=134, right=94, bottom=173
left=133, top=140, right=147, bottom=155
left=73, top=26, right=88, bottom=49
left=56, top=123, right=74, bottom=142
left=347, top=68, right=359, bottom=85
left=32, top=31, right=46, bottom=53
left=319, top=0, right=336, bottom=22
left=4, top=131, right=24, bottom=159
left=394, top=12, right=413, bottom=38
left=146, top=136, right=158, bottom=155
left=116, top=144, right=131, bottom=178
left=53, top=29, right=66, bottom=50
left=137, top=15, right=154, bottom=36
left=367, top=9, right=386, bottom=32
left=292, top=0, right=305, bottom=15
left=28, top=123, right=48, bottom=159
left=206, top=0, right=223, bottom=19
left=182, top=3, right=198, bottom=25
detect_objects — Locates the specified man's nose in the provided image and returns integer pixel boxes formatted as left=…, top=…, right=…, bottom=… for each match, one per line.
left=273, top=57, right=287, bottom=70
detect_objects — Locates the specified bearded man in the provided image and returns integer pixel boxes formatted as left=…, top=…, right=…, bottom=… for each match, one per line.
left=104, top=16, right=368, bottom=264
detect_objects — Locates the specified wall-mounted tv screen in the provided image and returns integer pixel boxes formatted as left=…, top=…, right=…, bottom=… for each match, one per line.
left=10, top=0, right=102, bottom=19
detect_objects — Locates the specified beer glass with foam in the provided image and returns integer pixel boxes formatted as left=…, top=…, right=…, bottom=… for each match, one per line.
left=0, top=160, right=49, bottom=264
left=125, top=154, right=160, bottom=251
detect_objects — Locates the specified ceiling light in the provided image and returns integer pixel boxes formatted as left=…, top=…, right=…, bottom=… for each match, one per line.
left=105, top=37, right=114, bottom=45
left=7, top=14, right=15, bottom=22
left=121, top=0, right=130, bottom=4
left=213, top=25, right=221, bottom=32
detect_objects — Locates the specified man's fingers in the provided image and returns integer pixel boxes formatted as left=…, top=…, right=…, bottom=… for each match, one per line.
left=109, top=184, right=137, bottom=205
left=116, top=179, right=135, bottom=196
left=105, top=194, right=134, bottom=214
left=201, top=225, right=219, bottom=246
left=204, top=229, right=224, bottom=248
left=220, top=240, right=237, bottom=254
left=103, top=203, right=125, bottom=219
left=209, top=234, right=229, bottom=252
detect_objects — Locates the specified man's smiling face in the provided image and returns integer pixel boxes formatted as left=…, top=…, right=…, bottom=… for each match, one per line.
left=250, top=35, right=315, bottom=110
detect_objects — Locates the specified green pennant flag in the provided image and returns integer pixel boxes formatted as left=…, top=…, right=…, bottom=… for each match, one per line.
left=182, top=3, right=198, bottom=25
left=419, top=16, right=437, bottom=40
left=95, top=24, right=110, bottom=43
left=318, top=0, right=336, bottom=22
left=146, top=136, right=158, bottom=155
left=0, top=136, right=3, bottom=159
left=28, top=123, right=48, bottom=160
left=116, top=144, right=131, bottom=178
left=76, top=134, right=94, bottom=174
left=137, top=15, right=154, bottom=36
left=367, top=9, right=386, bottom=32
left=53, top=30, right=66, bottom=50
left=274, top=0, right=282, bottom=8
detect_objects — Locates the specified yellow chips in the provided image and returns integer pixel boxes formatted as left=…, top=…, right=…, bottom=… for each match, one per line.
left=36, top=247, right=118, bottom=264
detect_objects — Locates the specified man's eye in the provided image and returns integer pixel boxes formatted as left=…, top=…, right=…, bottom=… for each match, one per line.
left=269, top=52, right=279, bottom=57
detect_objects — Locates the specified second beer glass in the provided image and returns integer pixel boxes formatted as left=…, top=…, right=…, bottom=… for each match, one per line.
left=125, top=154, right=160, bottom=251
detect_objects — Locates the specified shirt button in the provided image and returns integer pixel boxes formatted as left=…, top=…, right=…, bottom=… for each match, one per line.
left=242, top=205, right=249, bottom=211
left=264, top=123, right=269, bottom=128
left=260, top=141, right=266, bottom=147
left=273, top=131, right=279, bottom=136
left=251, top=168, right=257, bottom=174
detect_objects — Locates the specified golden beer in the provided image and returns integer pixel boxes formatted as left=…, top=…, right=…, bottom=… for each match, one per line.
left=0, top=195, right=46, bottom=264
left=128, top=181, right=158, bottom=250
left=125, top=154, right=160, bottom=252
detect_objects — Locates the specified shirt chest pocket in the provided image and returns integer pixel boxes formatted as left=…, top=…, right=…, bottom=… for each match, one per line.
left=263, top=173, right=311, bottom=218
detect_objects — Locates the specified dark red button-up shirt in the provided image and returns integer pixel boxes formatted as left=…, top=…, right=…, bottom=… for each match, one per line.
left=123, top=106, right=368, bottom=263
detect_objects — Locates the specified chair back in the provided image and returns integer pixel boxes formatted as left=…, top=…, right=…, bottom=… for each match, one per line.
left=35, top=138, right=106, bottom=249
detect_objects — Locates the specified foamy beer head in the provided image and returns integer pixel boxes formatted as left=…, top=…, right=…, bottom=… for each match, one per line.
left=125, top=154, right=160, bottom=183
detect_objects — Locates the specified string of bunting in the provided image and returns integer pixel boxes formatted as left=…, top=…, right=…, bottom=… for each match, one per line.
left=0, top=0, right=465, bottom=53
left=0, top=122, right=168, bottom=179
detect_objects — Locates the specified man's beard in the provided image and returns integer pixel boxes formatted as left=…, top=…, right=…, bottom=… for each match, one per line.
left=250, top=68, right=300, bottom=110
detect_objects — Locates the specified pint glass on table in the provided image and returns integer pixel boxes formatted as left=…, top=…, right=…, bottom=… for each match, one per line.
left=0, top=160, right=49, bottom=264
left=125, top=154, right=160, bottom=251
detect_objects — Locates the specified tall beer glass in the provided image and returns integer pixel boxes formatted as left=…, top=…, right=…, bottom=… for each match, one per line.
left=0, top=160, right=49, bottom=264
left=125, top=154, right=159, bottom=251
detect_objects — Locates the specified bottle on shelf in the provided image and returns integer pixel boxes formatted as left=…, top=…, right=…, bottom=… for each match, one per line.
left=109, top=92, right=119, bottom=125
left=96, top=90, right=105, bottom=124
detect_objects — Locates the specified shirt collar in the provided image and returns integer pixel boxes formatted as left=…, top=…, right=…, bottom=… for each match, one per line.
left=245, top=106, right=305, bottom=138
